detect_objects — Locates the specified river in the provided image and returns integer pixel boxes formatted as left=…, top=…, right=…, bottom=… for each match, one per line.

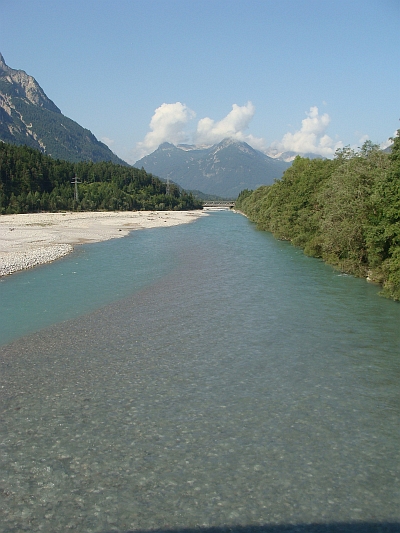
left=0, top=210, right=399, bottom=532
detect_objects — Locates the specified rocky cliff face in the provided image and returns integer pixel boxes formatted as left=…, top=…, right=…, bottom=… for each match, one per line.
left=0, top=53, right=127, bottom=164
left=0, top=53, right=60, bottom=113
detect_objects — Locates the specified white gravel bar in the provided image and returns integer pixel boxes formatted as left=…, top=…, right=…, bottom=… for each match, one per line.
left=0, top=244, right=73, bottom=276
left=0, top=210, right=205, bottom=277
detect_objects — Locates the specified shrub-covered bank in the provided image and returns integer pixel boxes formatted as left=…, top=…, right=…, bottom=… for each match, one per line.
left=236, top=132, right=400, bottom=301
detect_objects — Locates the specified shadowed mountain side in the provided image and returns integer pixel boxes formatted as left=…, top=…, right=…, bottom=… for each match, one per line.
left=100, top=522, right=400, bottom=533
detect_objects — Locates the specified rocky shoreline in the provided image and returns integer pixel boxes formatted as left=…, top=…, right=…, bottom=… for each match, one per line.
left=0, top=244, right=73, bottom=276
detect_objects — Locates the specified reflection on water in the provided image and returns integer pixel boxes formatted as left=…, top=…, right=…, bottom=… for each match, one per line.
left=0, top=211, right=399, bottom=532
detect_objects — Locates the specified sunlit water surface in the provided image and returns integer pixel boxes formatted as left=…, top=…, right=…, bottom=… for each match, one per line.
left=0, top=211, right=399, bottom=532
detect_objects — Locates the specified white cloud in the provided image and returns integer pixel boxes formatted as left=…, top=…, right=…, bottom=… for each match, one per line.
left=101, top=136, right=114, bottom=147
left=380, top=130, right=398, bottom=150
left=194, top=102, right=265, bottom=149
left=357, top=134, right=370, bottom=147
left=134, top=102, right=347, bottom=161
left=134, top=101, right=268, bottom=159
left=135, top=102, right=195, bottom=159
left=269, top=106, right=342, bottom=157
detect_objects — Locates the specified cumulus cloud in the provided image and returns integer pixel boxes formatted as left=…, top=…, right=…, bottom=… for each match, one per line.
left=269, top=106, right=342, bottom=157
left=357, top=134, right=370, bottom=147
left=134, top=101, right=268, bottom=159
left=380, top=130, right=398, bottom=150
left=193, top=102, right=267, bottom=150
left=194, top=102, right=259, bottom=145
left=134, top=102, right=345, bottom=160
left=101, top=136, right=114, bottom=147
left=135, top=102, right=195, bottom=159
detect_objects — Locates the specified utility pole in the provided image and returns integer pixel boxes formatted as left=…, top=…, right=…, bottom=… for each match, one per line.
left=166, top=177, right=170, bottom=196
left=71, top=174, right=81, bottom=202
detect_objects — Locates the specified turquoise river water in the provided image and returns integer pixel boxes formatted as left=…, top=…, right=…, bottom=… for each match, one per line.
left=0, top=210, right=399, bottom=533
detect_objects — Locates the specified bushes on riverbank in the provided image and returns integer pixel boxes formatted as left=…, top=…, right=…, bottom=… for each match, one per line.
left=0, top=142, right=203, bottom=213
left=236, top=131, right=400, bottom=301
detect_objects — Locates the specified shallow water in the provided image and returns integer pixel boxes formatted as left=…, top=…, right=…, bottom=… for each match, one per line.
left=0, top=211, right=399, bottom=532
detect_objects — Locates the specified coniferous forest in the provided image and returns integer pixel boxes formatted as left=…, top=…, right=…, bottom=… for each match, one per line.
left=0, top=142, right=202, bottom=213
left=236, top=131, right=400, bottom=301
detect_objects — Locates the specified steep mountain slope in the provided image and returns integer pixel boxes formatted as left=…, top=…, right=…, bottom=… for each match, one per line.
left=135, top=138, right=290, bottom=198
left=0, top=53, right=126, bottom=164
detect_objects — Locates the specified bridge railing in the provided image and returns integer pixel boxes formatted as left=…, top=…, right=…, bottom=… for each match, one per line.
left=202, top=201, right=235, bottom=207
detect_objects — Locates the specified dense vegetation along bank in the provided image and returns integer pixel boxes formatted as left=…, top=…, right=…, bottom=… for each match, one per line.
left=236, top=131, right=400, bottom=301
left=0, top=142, right=202, bottom=213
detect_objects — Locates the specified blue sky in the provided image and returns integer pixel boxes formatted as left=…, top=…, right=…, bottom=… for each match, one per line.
left=1, top=0, right=399, bottom=164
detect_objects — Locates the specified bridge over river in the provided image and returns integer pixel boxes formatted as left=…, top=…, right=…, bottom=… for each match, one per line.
left=202, top=200, right=236, bottom=207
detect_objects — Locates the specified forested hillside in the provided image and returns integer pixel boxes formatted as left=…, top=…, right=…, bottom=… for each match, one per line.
left=236, top=131, right=400, bottom=301
left=0, top=142, right=202, bottom=213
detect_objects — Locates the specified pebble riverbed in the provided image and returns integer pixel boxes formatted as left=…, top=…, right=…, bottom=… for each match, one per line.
left=1, top=211, right=399, bottom=533
left=0, top=245, right=73, bottom=276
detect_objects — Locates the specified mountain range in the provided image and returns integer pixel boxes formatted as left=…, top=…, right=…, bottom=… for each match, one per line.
left=0, top=53, right=126, bottom=164
left=0, top=53, right=323, bottom=198
left=266, top=149, right=324, bottom=163
left=134, top=139, right=291, bottom=198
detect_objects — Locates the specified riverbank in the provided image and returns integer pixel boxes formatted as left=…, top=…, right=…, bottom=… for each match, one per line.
left=0, top=210, right=205, bottom=276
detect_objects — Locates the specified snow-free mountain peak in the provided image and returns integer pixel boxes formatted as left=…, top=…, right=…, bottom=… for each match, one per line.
left=0, top=53, right=60, bottom=113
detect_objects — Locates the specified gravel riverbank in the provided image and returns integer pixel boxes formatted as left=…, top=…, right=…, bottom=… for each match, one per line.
left=0, top=210, right=204, bottom=277
left=0, top=244, right=73, bottom=276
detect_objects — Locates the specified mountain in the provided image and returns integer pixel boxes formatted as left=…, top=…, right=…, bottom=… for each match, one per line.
left=0, top=53, right=126, bottom=165
left=135, top=138, right=291, bottom=198
left=382, top=144, right=393, bottom=154
left=266, top=149, right=324, bottom=162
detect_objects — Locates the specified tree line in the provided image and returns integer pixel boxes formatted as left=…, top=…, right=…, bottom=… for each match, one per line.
left=0, top=142, right=202, bottom=213
left=235, top=131, right=400, bottom=301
